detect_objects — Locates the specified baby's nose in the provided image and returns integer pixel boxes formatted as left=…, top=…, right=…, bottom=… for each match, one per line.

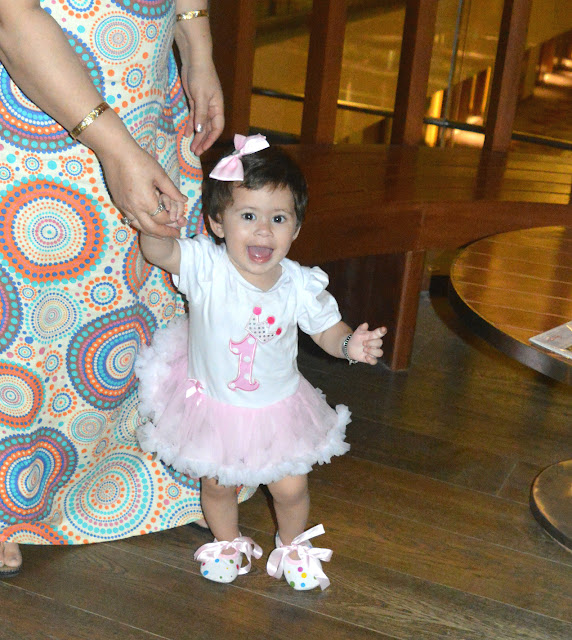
left=255, top=219, right=272, bottom=234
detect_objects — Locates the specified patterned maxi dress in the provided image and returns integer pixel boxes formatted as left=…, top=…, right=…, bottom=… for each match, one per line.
left=0, top=0, right=252, bottom=546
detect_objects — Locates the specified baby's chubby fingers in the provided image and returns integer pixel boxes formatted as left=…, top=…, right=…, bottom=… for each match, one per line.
left=159, top=194, right=187, bottom=225
left=363, top=326, right=387, bottom=365
left=371, top=326, right=387, bottom=339
left=365, top=326, right=387, bottom=347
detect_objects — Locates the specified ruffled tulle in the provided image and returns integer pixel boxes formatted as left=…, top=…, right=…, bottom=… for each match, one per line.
left=135, top=317, right=351, bottom=487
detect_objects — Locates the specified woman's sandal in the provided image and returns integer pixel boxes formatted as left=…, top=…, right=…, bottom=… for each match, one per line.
left=266, top=524, right=332, bottom=591
left=0, top=542, right=22, bottom=578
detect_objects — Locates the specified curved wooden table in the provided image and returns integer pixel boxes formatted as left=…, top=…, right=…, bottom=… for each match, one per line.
left=449, top=226, right=572, bottom=550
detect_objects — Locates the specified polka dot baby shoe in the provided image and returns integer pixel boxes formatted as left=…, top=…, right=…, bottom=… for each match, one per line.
left=194, top=535, right=262, bottom=584
left=266, top=524, right=332, bottom=591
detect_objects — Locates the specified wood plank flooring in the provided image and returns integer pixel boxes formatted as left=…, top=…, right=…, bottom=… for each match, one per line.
left=2, top=293, right=571, bottom=640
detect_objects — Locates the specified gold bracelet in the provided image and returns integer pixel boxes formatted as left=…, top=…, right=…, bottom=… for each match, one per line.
left=176, top=9, right=209, bottom=21
left=70, top=102, right=110, bottom=140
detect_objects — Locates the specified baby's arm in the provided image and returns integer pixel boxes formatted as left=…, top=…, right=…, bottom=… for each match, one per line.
left=139, top=230, right=181, bottom=275
left=312, top=321, right=387, bottom=365
left=139, top=193, right=185, bottom=274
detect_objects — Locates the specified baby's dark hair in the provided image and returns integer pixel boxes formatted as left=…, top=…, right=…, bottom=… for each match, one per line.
left=203, top=145, right=308, bottom=228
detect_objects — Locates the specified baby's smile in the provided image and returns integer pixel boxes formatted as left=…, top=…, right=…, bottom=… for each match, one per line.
left=248, top=246, right=274, bottom=263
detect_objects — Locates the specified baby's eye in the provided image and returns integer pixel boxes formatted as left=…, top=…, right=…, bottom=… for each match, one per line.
left=273, top=214, right=286, bottom=224
left=241, top=212, right=255, bottom=221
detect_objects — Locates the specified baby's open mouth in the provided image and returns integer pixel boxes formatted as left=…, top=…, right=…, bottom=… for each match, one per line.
left=248, top=246, right=273, bottom=263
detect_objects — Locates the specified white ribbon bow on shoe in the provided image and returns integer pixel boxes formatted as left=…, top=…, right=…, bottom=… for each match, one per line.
left=194, top=536, right=263, bottom=575
left=266, top=524, right=333, bottom=590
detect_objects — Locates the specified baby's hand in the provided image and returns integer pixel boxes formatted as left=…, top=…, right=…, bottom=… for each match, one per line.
left=347, top=323, right=387, bottom=365
left=159, top=193, right=187, bottom=228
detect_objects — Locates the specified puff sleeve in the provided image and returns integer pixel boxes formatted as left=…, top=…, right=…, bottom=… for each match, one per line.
left=296, top=265, right=342, bottom=335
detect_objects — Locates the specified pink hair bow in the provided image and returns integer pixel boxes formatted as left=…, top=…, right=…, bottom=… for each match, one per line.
left=266, top=524, right=333, bottom=590
left=209, top=133, right=270, bottom=181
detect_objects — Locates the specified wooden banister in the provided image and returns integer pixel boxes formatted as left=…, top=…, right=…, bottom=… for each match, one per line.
left=390, top=0, right=439, bottom=146
left=300, top=0, right=348, bottom=143
left=484, top=0, right=533, bottom=151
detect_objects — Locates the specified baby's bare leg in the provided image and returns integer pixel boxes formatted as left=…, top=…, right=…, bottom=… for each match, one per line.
left=267, top=474, right=310, bottom=546
left=200, top=476, right=240, bottom=546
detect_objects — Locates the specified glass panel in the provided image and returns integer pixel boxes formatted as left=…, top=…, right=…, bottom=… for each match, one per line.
left=335, top=2, right=405, bottom=142
left=251, top=0, right=572, bottom=152
left=251, top=1, right=406, bottom=141
left=512, top=0, right=572, bottom=156
left=251, top=1, right=312, bottom=138
left=427, top=0, right=503, bottom=147
left=426, top=0, right=572, bottom=153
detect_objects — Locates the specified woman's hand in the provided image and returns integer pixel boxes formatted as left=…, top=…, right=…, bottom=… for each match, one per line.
left=180, top=58, right=224, bottom=156
left=174, top=4, right=224, bottom=156
left=96, top=138, right=187, bottom=238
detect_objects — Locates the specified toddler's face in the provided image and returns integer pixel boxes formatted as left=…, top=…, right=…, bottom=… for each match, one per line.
left=209, top=184, right=300, bottom=291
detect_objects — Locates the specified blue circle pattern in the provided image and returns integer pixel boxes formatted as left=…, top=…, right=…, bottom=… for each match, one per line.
left=161, top=501, right=202, bottom=530
left=67, top=305, right=156, bottom=409
left=64, top=159, right=83, bottom=177
left=30, top=291, right=81, bottom=344
left=45, top=354, right=61, bottom=373
left=123, top=102, right=161, bottom=149
left=68, top=0, right=98, bottom=10
left=111, top=0, right=172, bottom=19
left=63, top=452, right=154, bottom=540
left=24, top=157, right=41, bottom=172
left=145, top=23, right=158, bottom=40
left=94, top=16, right=140, bottom=62
left=70, top=411, right=107, bottom=444
left=0, top=67, right=71, bottom=152
left=125, top=67, right=144, bottom=90
left=89, top=280, right=119, bottom=307
left=162, top=462, right=198, bottom=489
left=0, top=428, right=77, bottom=523
left=51, top=391, right=74, bottom=415
left=0, top=268, right=21, bottom=354
left=65, top=30, right=106, bottom=101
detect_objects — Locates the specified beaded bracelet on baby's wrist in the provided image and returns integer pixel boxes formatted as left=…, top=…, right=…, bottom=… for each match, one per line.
left=342, top=334, right=359, bottom=365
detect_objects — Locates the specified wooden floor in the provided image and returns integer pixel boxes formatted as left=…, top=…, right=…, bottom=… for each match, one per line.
left=2, top=292, right=571, bottom=640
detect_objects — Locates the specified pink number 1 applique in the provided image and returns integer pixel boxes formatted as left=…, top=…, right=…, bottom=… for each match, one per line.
left=228, top=306, right=282, bottom=392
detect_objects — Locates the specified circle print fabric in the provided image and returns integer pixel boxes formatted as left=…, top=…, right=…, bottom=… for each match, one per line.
left=67, top=305, right=156, bottom=410
left=0, top=178, right=107, bottom=284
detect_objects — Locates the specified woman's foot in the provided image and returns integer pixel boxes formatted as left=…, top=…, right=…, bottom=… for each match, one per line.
left=0, top=542, right=22, bottom=578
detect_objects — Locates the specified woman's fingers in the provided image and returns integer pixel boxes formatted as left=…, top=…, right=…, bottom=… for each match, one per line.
left=194, top=109, right=224, bottom=155
left=153, top=171, right=187, bottom=205
left=183, top=63, right=225, bottom=155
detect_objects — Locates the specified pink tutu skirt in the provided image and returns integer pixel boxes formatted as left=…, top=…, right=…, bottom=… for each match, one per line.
left=135, top=316, right=351, bottom=487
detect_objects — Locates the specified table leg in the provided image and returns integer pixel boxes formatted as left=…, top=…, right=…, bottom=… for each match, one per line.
left=530, top=459, right=572, bottom=551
